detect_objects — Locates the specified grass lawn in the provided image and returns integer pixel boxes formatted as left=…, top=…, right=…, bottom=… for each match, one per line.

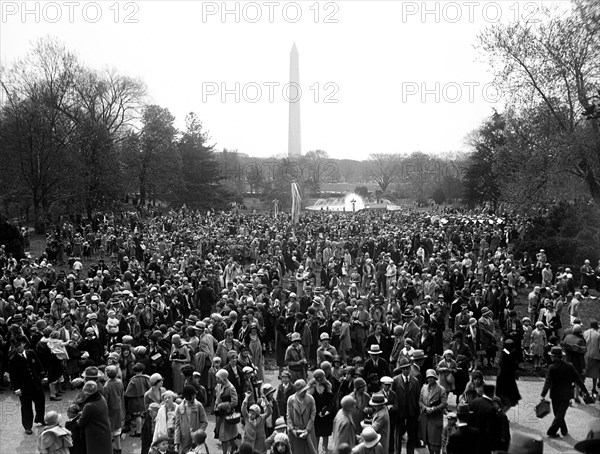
left=495, top=289, right=599, bottom=378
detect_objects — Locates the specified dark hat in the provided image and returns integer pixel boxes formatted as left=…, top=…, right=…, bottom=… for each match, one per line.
left=471, top=370, right=483, bottom=379
left=483, top=384, right=495, bottom=397
left=456, top=403, right=472, bottom=417
left=82, top=366, right=99, bottom=379
left=550, top=346, right=564, bottom=357
left=181, top=364, right=195, bottom=376
left=500, top=431, right=543, bottom=454
left=402, top=310, right=414, bottom=318
left=575, top=420, right=600, bottom=452
left=397, top=357, right=411, bottom=369
left=15, top=335, right=29, bottom=345
left=182, top=385, right=197, bottom=399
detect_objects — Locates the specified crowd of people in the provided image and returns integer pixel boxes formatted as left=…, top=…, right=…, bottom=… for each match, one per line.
left=0, top=207, right=599, bottom=454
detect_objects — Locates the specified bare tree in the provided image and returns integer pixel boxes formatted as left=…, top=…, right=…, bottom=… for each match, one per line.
left=0, top=37, right=79, bottom=231
left=368, top=153, right=401, bottom=192
left=478, top=3, right=600, bottom=203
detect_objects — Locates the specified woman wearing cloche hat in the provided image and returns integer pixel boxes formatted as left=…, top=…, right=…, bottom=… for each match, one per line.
left=419, top=369, right=447, bottom=454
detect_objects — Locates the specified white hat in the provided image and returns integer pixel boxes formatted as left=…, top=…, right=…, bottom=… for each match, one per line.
left=274, top=433, right=289, bottom=445
left=361, top=427, right=381, bottom=448
left=150, top=373, right=163, bottom=386
left=380, top=376, right=393, bottom=385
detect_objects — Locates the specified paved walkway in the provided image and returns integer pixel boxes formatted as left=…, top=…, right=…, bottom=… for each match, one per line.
left=1, top=372, right=598, bottom=453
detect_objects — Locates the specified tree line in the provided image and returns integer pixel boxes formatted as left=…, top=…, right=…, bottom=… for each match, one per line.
left=0, top=38, right=232, bottom=232
left=463, top=0, right=600, bottom=210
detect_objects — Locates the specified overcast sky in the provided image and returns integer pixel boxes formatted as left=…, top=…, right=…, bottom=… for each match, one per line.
left=1, top=1, right=566, bottom=160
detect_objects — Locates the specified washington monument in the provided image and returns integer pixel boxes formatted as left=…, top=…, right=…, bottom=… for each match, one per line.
left=288, top=43, right=301, bottom=158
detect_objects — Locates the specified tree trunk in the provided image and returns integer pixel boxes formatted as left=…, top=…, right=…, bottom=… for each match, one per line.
left=139, top=173, right=147, bottom=207
left=33, top=199, right=45, bottom=234
left=579, top=157, right=600, bottom=205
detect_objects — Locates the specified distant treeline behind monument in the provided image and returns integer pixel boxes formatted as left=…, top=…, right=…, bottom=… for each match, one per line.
left=2, top=0, right=600, bottom=235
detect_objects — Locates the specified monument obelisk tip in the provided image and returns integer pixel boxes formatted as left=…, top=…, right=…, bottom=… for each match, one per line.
left=288, top=43, right=301, bottom=158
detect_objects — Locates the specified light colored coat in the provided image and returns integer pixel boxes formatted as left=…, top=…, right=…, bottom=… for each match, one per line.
left=103, top=378, right=125, bottom=432
left=352, top=443, right=384, bottom=454
left=584, top=328, right=600, bottom=360
left=214, top=382, right=239, bottom=442
left=287, top=393, right=318, bottom=454
left=37, top=425, right=72, bottom=454
left=241, top=399, right=272, bottom=452
left=332, top=409, right=356, bottom=451
left=174, top=399, right=208, bottom=452
left=419, top=383, right=447, bottom=448
left=371, top=405, right=390, bottom=454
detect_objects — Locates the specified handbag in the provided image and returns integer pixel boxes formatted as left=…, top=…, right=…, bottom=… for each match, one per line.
left=583, top=394, right=596, bottom=405
left=445, top=372, right=455, bottom=385
left=535, top=400, right=551, bottom=418
left=225, top=412, right=241, bottom=425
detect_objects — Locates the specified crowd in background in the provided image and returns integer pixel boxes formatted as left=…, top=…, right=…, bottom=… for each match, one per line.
left=0, top=207, right=599, bottom=454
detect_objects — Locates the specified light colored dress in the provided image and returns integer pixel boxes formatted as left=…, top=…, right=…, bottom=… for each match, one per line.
left=530, top=328, right=546, bottom=357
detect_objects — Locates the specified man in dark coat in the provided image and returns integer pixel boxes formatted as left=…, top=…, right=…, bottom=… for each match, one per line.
left=446, top=403, right=480, bottom=454
left=196, top=278, right=216, bottom=319
left=541, top=346, right=590, bottom=438
left=468, top=384, right=498, bottom=454
left=8, top=336, right=46, bottom=434
left=78, top=380, right=113, bottom=454
left=381, top=376, right=398, bottom=454
left=364, top=344, right=390, bottom=380
left=393, top=358, right=421, bottom=454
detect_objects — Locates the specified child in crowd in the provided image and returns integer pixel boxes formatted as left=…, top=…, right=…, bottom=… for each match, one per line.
left=521, top=317, right=532, bottom=361
left=241, top=396, right=272, bottom=452
left=207, top=356, right=221, bottom=408
left=437, top=350, right=458, bottom=403
left=37, top=411, right=73, bottom=454
left=64, top=404, right=85, bottom=454
left=530, top=321, right=547, bottom=370
left=188, top=430, right=209, bottom=454
left=265, top=417, right=288, bottom=451
left=543, top=335, right=560, bottom=366
left=148, top=435, right=172, bottom=454
left=441, top=412, right=458, bottom=454
left=125, top=362, right=151, bottom=437
left=141, top=403, right=161, bottom=454
left=269, top=433, right=292, bottom=454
